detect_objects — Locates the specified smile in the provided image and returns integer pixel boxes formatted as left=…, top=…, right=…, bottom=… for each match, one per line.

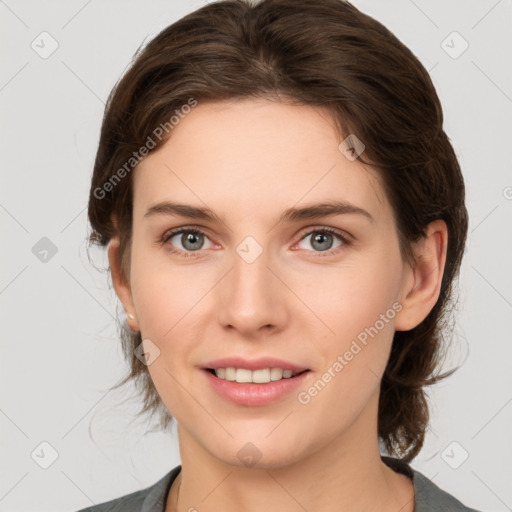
left=208, top=367, right=308, bottom=383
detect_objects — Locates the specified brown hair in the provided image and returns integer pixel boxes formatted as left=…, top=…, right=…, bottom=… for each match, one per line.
left=87, top=0, right=468, bottom=462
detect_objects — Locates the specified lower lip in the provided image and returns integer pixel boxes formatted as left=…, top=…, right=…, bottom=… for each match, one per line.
left=203, top=369, right=311, bottom=406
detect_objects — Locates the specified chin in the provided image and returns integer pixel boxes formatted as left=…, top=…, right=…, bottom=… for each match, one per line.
left=205, top=435, right=312, bottom=470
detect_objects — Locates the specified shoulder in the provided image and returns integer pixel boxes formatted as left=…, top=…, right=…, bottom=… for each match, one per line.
left=73, top=465, right=181, bottom=512
left=382, top=456, right=483, bottom=512
left=412, top=470, right=483, bottom=512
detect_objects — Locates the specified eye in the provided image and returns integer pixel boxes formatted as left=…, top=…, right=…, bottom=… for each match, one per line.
left=295, top=227, right=352, bottom=255
left=161, top=227, right=214, bottom=256
left=160, top=226, right=352, bottom=258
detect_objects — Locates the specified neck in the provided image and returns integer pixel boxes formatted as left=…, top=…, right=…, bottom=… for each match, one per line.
left=166, top=393, right=414, bottom=512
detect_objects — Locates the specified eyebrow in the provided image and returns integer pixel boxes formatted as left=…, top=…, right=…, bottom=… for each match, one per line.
left=143, top=200, right=375, bottom=225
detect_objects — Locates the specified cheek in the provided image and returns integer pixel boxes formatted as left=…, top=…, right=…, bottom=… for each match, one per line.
left=129, top=242, right=210, bottom=339
left=128, top=247, right=215, bottom=410
left=291, top=249, right=401, bottom=403
left=293, top=248, right=401, bottom=347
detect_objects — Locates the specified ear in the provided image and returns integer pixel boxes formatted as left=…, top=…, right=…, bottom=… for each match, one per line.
left=108, top=235, right=140, bottom=333
left=394, top=219, right=448, bottom=332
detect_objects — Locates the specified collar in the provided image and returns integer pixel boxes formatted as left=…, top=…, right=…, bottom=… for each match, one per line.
left=139, top=457, right=474, bottom=512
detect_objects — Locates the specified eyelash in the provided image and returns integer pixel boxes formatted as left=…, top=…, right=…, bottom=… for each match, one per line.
left=159, top=226, right=353, bottom=259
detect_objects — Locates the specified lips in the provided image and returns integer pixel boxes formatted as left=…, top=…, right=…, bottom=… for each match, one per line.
left=202, top=356, right=309, bottom=372
left=203, top=364, right=311, bottom=406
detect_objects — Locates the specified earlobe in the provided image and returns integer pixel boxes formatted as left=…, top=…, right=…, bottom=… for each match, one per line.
left=394, top=220, right=448, bottom=332
left=108, top=237, right=140, bottom=333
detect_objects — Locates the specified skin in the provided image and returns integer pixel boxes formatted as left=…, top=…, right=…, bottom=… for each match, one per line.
left=108, top=98, right=448, bottom=512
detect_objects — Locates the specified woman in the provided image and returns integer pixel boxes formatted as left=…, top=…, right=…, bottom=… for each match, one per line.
left=80, top=0, right=481, bottom=510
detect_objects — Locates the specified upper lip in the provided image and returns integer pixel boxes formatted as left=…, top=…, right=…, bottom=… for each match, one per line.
left=202, top=357, right=309, bottom=372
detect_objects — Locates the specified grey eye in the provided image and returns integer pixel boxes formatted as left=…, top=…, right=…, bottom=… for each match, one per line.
left=297, top=231, right=344, bottom=252
left=168, top=230, right=213, bottom=252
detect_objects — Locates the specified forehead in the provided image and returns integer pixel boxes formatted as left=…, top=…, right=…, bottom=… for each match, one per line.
left=133, top=99, right=388, bottom=222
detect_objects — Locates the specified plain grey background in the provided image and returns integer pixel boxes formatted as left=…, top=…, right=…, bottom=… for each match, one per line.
left=1, top=1, right=511, bottom=511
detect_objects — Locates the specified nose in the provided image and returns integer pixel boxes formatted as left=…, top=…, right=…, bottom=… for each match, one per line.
left=216, top=244, right=290, bottom=338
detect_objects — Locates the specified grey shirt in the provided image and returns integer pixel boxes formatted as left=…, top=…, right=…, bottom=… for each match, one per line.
left=75, top=456, right=483, bottom=511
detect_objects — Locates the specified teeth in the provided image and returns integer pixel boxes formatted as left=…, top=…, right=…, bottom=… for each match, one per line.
left=212, top=367, right=299, bottom=383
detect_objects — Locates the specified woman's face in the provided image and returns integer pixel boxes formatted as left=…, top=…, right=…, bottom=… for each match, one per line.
left=116, top=98, right=415, bottom=468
